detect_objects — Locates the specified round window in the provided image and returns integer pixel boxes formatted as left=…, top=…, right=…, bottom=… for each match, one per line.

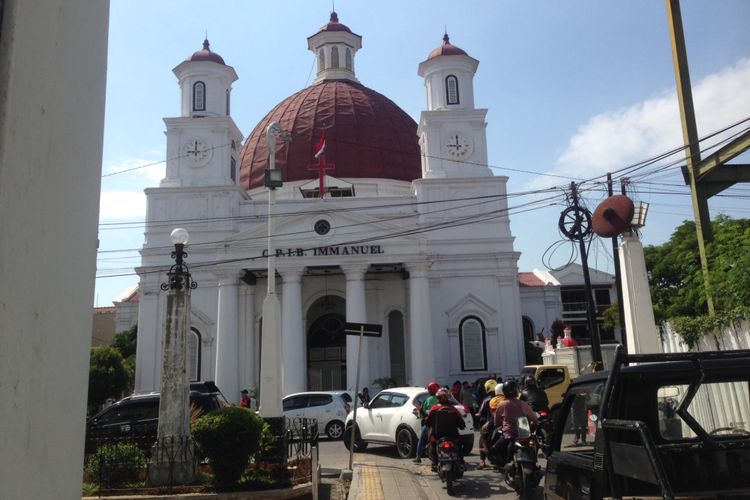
left=314, top=219, right=331, bottom=235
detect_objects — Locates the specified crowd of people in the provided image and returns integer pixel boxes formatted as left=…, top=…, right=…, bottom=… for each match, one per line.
left=410, top=375, right=547, bottom=472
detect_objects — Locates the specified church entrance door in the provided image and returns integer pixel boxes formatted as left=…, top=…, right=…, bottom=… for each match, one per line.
left=307, top=306, right=347, bottom=391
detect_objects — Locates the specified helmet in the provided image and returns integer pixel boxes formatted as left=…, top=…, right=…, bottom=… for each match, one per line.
left=436, top=387, right=451, bottom=403
left=502, top=380, right=519, bottom=398
left=495, top=384, right=504, bottom=396
left=524, top=376, right=537, bottom=388
left=484, top=379, right=498, bottom=393
left=427, top=381, right=440, bottom=395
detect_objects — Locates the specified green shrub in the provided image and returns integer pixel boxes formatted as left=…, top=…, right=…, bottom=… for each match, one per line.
left=85, top=442, right=146, bottom=488
left=192, top=406, right=264, bottom=486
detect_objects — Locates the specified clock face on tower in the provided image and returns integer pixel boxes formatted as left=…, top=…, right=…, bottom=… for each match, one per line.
left=182, top=138, right=212, bottom=167
left=444, top=133, right=472, bottom=160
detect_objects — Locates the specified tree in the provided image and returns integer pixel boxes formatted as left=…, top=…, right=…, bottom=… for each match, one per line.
left=88, top=346, right=129, bottom=411
left=111, top=324, right=137, bottom=394
left=112, top=324, right=137, bottom=359
left=644, top=216, right=750, bottom=322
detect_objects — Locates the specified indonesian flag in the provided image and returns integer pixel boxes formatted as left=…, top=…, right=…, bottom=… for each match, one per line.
left=313, top=130, right=327, bottom=159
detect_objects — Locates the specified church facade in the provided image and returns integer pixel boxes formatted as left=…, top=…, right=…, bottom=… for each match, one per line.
left=134, top=13, right=526, bottom=402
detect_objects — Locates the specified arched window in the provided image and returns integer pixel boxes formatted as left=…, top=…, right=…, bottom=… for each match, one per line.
left=189, top=328, right=202, bottom=381
left=318, top=49, right=325, bottom=73
left=459, top=316, right=487, bottom=371
left=445, top=75, right=459, bottom=105
left=345, top=48, right=352, bottom=70
left=331, top=46, right=340, bottom=69
left=193, top=81, right=206, bottom=111
left=230, top=157, right=236, bottom=182
left=225, top=89, right=230, bottom=115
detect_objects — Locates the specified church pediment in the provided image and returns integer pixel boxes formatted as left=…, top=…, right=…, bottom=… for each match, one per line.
left=445, top=293, right=497, bottom=324
left=551, top=263, right=614, bottom=286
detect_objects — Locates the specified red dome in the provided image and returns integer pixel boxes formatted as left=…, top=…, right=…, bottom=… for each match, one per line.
left=239, top=80, right=421, bottom=190
left=427, top=33, right=468, bottom=60
left=188, top=39, right=226, bottom=65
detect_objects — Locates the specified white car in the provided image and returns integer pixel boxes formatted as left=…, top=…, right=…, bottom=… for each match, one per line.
left=343, top=387, right=474, bottom=458
left=282, top=391, right=350, bottom=440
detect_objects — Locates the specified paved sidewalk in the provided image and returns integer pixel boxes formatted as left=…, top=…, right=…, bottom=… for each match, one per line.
left=348, top=460, right=436, bottom=500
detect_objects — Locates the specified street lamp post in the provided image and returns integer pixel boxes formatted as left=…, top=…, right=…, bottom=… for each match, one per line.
left=259, top=122, right=289, bottom=461
left=149, top=228, right=198, bottom=486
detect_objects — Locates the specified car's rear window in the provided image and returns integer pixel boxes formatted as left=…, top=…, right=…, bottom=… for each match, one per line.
left=309, top=394, right=333, bottom=407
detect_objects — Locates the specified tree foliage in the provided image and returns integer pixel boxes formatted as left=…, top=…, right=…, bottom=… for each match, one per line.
left=112, top=324, right=137, bottom=359
left=88, top=346, right=129, bottom=410
left=644, top=216, right=750, bottom=322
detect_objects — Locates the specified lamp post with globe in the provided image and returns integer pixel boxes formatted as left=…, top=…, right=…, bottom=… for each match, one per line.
left=148, top=227, right=198, bottom=485
left=259, top=122, right=290, bottom=461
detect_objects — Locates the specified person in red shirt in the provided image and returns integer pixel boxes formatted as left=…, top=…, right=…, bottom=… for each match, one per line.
left=240, top=389, right=251, bottom=408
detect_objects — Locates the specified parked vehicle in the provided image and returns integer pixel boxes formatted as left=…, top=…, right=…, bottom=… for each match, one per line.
left=343, top=387, right=474, bottom=458
left=519, top=364, right=571, bottom=411
left=503, top=416, right=543, bottom=500
left=85, top=382, right=222, bottom=453
left=282, top=391, right=349, bottom=440
left=544, top=347, right=750, bottom=499
left=435, top=436, right=465, bottom=495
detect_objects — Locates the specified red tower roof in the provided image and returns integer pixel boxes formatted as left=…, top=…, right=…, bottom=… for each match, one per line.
left=187, top=38, right=226, bottom=65
left=239, top=79, right=421, bottom=190
left=427, top=33, right=468, bottom=59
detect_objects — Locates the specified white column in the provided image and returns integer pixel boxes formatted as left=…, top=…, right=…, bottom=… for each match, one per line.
left=241, top=282, right=257, bottom=392
left=619, top=233, right=662, bottom=354
left=134, top=282, right=162, bottom=393
left=281, top=267, right=306, bottom=396
left=407, top=263, right=434, bottom=386
left=343, top=264, right=369, bottom=390
left=215, top=271, right=241, bottom=403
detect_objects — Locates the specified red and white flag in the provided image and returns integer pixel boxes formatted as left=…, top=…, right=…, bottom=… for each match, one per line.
left=313, top=130, right=327, bottom=159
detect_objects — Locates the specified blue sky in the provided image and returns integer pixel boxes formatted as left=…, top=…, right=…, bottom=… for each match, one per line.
left=96, top=0, right=750, bottom=307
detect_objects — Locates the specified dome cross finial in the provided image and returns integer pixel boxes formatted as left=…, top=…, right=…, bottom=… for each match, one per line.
left=202, top=35, right=210, bottom=51
left=330, top=11, right=339, bottom=23
left=443, top=30, right=450, bottom=45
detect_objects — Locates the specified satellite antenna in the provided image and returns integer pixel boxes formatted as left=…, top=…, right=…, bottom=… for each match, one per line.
left=592, top=195, right=635, bottom=238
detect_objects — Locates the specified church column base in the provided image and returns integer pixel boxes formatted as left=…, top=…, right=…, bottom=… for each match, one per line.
left=147, top=436, right=197, bottom=486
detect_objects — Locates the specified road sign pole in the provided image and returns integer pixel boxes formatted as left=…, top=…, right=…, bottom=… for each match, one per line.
left=347, top=325, right=365, bottom=472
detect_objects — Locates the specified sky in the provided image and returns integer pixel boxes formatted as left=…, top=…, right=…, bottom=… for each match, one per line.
left=96, top=0, right=750, bottom=307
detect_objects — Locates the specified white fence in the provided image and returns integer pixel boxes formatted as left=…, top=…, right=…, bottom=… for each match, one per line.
left=661, top=320, right=750, bottom=434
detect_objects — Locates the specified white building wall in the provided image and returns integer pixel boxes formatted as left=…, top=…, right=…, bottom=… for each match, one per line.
left=0, top=1, right=109, bottom=498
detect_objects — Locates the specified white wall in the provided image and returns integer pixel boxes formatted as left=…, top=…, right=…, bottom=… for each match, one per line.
left=0, top=1, right=109, bottom=498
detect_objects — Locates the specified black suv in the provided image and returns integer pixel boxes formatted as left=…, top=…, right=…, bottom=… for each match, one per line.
left=85, top=382, right=223, bottom=453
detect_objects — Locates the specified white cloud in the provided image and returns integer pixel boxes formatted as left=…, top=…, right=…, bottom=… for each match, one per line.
left=549, top=58, right=750, bottom=182
left=99, top=190, right=146, bottom=220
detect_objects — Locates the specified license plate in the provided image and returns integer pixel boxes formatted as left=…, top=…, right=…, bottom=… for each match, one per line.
left=516, top=448, right=536, bottom=462
left=440, top=463, right=452, bottom=472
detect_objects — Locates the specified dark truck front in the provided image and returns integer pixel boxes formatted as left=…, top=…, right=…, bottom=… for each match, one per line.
left=544, top=348, right=750, bottom=499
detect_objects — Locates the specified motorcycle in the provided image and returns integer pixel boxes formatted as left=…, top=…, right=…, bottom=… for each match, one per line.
left=534, top=409, right=553, bottom=457
left=435, top=437, right=465, bottom=495
left=504, top=416, right=543, bottom=500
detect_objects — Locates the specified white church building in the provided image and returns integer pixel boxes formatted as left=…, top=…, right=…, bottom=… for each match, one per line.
left=134, top=13, right=532, bottom=402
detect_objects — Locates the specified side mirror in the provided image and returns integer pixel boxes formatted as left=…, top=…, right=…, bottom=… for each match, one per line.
left=363, top=402, right=370, bottom=409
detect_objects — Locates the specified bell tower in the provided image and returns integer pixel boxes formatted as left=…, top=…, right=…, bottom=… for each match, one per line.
left=161, top=39, right=243, bottom=188
left=417, top=34, right=491, bottom=179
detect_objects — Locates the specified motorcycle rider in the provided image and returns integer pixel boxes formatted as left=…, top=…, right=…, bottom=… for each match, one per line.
left=475, top=379, right=497, bottom=469
left=520, top=376, right=549, bottom=413
left=425, top=387, right=466, bottom=472
left=413, top=381, right=441, bottom=463
left=492, top=380, right=538, bottom=462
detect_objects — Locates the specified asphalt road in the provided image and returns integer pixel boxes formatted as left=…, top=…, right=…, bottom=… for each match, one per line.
left=317, top=431, right=544, bottom=499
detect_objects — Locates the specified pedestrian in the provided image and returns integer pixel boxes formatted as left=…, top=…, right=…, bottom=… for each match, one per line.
left=572, top=392, right=588, bottom=445
left=451, top=380, right=462, bottom=402
left=460, top=381, right=476, bottom=412
left=240, top=389, right=251, bottom=408
left=359, top=387, right=371, bottom=405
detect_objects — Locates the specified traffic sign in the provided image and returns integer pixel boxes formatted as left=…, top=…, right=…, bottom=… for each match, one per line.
left=344, top=322, right=382, bottom=338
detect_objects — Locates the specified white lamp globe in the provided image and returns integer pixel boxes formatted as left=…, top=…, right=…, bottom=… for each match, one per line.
left=170, top=228, right=189, bottom=245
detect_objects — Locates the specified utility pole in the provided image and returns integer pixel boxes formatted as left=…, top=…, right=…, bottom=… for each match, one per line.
left=607, top=173, right=628, bottom=352
left=558, top=182, right=603, bottom=367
